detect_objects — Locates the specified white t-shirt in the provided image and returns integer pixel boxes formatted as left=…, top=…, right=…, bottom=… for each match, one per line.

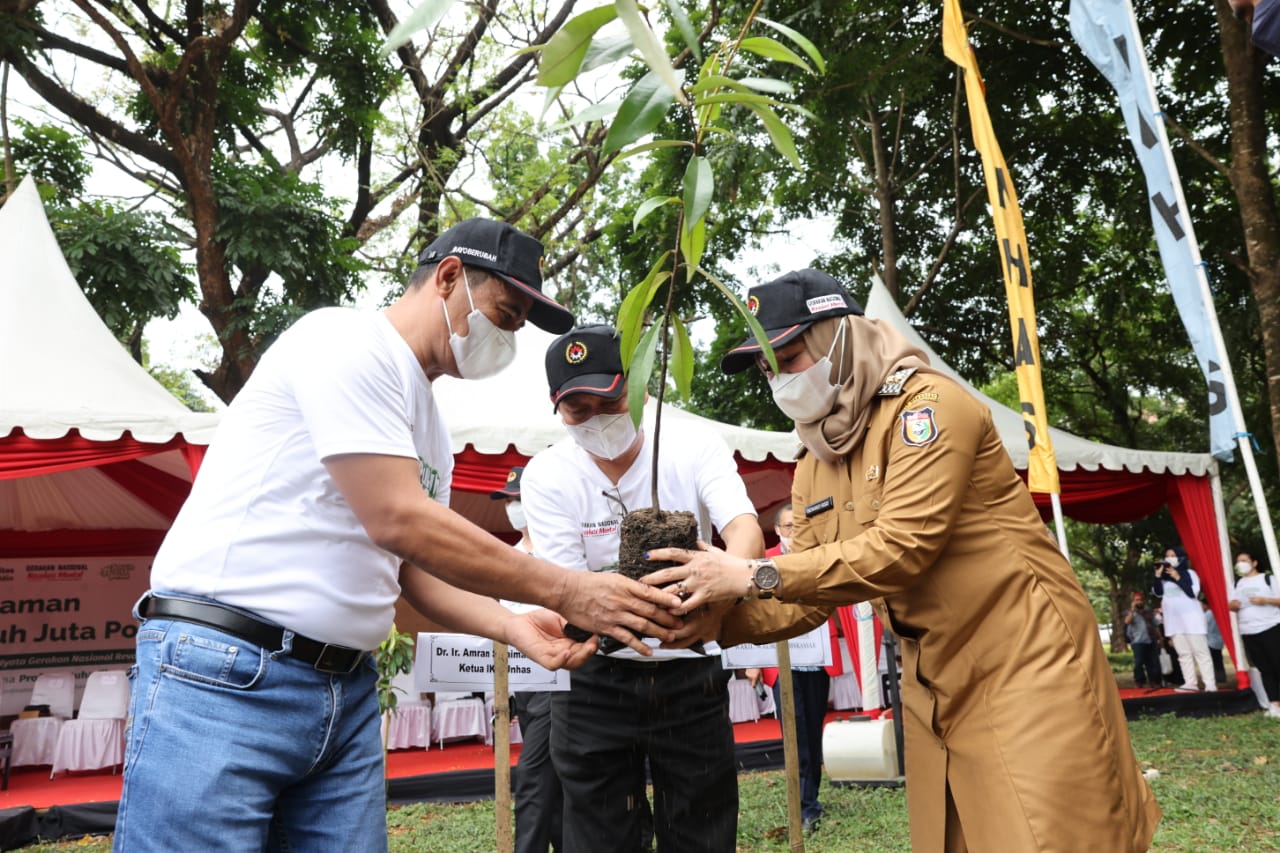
left=1159, top=568, right=1207, bottom=636
left=521, top=412, right=756, bottom=660
left=152, top=308, right=453, bottom=650
left=1230, top=574, right=1280, bottom=636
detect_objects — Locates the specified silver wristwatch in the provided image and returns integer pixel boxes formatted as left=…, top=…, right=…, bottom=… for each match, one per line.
left=749, top=558, right=781, bottom=599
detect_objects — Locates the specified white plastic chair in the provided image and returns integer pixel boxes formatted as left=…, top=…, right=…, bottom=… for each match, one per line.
left=383, top=671, right=432, bottom=750
left=50, top=670, right=130, bottom=777
left=10, top=672, right=76, bottom=767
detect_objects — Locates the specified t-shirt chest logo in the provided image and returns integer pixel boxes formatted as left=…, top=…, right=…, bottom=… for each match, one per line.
left=900, top=407, right=939, bottom=447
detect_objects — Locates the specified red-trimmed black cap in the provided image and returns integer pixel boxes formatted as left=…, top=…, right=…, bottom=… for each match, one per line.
left=489, top=466, right=524, bottom=499
left=720, top=269, right=864, bottom=375
left=545, top=324, right=626, bottom=411
left=418, top=218, right=574, bottom=334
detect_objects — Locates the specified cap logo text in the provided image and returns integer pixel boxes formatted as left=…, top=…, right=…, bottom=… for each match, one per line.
left=451, top=245, right=498, bottom=262
left=806, top=294, right=846, bottom=314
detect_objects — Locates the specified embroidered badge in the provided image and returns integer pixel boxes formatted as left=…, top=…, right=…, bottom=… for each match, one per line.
left=866, top=465, right=880, bottom=481
left=805, top=496, right=835, bottom=517
left=907, top=391, right=939, bottom=404
left=505, top=469, right=519, bottom=484
left=901, top=407, right=939, bottom=447
left=877, top=367, right=918, bottom=396
left=747, top=294, right=761, bottom=315
left=565, top=340, right=588, bottom=364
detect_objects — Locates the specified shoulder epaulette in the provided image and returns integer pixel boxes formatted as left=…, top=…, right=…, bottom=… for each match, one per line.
left=876, top=366, right=918, bottom=396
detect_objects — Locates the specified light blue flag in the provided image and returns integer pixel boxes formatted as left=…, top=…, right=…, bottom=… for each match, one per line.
left=1070, top=0, right=1234, bottom=461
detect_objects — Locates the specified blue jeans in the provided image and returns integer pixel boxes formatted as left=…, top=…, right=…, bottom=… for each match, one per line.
left=113, top=598, right=386, bottom=853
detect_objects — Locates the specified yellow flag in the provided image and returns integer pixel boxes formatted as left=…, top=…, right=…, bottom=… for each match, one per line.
left=942, top=0, right=1060, bottom=494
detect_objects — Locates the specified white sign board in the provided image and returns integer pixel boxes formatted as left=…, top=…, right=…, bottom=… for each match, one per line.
left=415, top=633, right=570, bottom=692
left=720, top=624, right=832, bottom=670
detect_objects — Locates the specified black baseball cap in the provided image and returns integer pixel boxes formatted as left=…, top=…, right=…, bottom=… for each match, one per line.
left=545, top=324, right=625, bottom=411
left=720, top=269, right=864, bottom=374
left=418, top=218, right=574, bottom=333
left=489, top=466, right=524, bottom=499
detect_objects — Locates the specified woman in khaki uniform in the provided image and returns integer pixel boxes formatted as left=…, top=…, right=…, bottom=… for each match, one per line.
left=646, top=270, right=1159, bottom=852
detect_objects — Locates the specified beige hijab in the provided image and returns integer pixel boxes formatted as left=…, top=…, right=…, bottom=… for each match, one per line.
left=794, top=315, right=937, bottom=462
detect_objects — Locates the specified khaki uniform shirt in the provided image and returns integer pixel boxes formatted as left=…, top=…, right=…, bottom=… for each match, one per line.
left=723, top=370, right=1159, bottom=852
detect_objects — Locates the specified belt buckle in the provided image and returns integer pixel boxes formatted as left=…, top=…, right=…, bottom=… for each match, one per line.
left=313, top=644, right=360, bottom=675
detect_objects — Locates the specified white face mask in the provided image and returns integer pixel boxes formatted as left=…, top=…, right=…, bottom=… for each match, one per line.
left=505, top=500, right=527, bottom=531
left=565, top=412, right=638, bottom=460
left=768, top=321, right=847, bottom=424
left=1165, top=556, right=1180, bottom=567
left=779, top=536, right=792, bottom=554
left=1235, top=561, right=1254, bottom=577
left=445, top=271, right=517, bottom=380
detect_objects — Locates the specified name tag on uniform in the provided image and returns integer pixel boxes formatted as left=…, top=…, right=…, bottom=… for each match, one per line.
left=805, top=497, right=834, bottom=517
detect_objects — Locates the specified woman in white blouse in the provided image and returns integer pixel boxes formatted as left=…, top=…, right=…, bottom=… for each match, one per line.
left=1228, top=551, right=1280, bottom=718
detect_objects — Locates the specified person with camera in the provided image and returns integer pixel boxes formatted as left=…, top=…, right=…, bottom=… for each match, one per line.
left=1151, top=546, right=1217, bottom=692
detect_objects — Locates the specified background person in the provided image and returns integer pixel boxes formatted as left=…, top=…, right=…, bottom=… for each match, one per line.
left=115, top=221, right=682, bottom=853
left=1152, top=546, right=1216, bottom=693
left=1125, top=592, right=1161, bottom=689
left=643, top=269, right=1160, bottom=852
left=1228, top=551, right=1280, bottom=718
left=1202, top=599, right=1228, bottom=686
left=492, top=465, right=564, bottom=853
left=521, top=323, right=764, bottom=853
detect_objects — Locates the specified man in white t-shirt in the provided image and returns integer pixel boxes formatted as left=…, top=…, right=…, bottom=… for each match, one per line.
left=521, top=324, right=764, bottom=853
left=115, top=221, right=683, bottom=853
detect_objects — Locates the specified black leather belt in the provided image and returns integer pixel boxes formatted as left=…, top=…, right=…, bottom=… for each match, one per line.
left=139, top=595, right=367, bottom=675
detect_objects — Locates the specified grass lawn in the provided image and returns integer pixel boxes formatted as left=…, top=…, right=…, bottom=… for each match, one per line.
left=24, top=711, right=1280, bottom=852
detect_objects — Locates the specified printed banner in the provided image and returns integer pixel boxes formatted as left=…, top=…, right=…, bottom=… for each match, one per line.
left=720, top=624, right=833, bottom=670
left=415, top=633, right=570, bottom=692
left=1070, top=0, right=1234, bottom=460
left=942, top=0, right=1062, bottom=493
left=0, top=555, right=148, bottom=714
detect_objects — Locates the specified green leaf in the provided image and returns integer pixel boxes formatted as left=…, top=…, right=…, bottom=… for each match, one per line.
left=382, top=0, right=459, bottom=54
left=618, top=251, right=671, bottom=363
left=688, top=74, right=793, bottom=97
left=670, top=315, right=695, bottom=400
left=603, top=71, right=676, bottom=156
left=614, top=0, right=688, bottom=105
left=549, top=99, right=624, bottom=131
left=537, top=5, right=620, bottom=87
left=679, top=215, right=706, bottom=271
left=682, top=156, right=713, bottom=235
left=747, top=102, right=801, bottom=168
left=702, top=266, right=777, bottom=374
left=737, top=36, right=813, bottom=73
left=633, top=195, right=678, bottom=230
left=627, top=319, right=663, bottom=425
left=697, top=92, right=784, bottom=107
left=664, top=0, right=701, bottom=62
left=738, top=77, right=795, bottom=95
left=615, top=138, right=694, bottom=160
left=756, top=16, right=827, bottom=74
left=581, top=33, right=635, bottom=73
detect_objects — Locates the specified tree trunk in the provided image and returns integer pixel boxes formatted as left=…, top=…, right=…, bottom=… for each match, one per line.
left=1216, top=1, right=1280, bottom=467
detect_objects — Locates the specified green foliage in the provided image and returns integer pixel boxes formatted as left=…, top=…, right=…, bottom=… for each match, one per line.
left=48, top=201, right=192, bottom=343
left=374, top=626, right=416, bottom=716
left=9, top=120, right=90, bottom=197
left=148, top=366, right=218, bottom=414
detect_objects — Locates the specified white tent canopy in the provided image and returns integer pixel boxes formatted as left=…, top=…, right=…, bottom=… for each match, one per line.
left=0, top=177, right=218, bottom=535
left=863, top=274, right=1214, bottom=477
